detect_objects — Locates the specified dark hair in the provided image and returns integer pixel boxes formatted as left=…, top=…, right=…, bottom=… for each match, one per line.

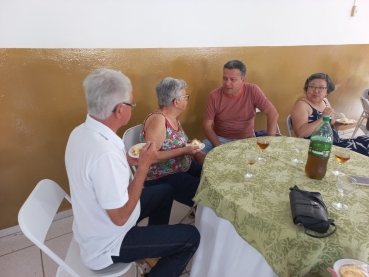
left=223, top=60, right=247, bottom=78
left=303, top=73, right=335, bottom=94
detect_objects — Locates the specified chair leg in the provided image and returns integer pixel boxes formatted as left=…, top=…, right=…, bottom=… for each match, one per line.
left=134, top=262, right=144, bottom=277
left=351, top=115, right=365, bottom=138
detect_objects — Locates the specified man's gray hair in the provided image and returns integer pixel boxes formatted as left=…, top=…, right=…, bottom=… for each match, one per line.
left=156, top=77, right=187, bottom=108
left=83, top=69, right=132, bottom=119
left=224, top=60, right=247, bottom=78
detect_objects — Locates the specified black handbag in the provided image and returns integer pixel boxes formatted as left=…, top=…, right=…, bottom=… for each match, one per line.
left=289, top=185, right=336, bottom=238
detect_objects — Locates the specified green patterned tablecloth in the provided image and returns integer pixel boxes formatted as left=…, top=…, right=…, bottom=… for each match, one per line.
left=193, top=136, right=369, bottom=277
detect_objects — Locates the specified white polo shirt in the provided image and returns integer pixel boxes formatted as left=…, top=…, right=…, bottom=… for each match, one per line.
left=65, top=115, right=140, bottom=270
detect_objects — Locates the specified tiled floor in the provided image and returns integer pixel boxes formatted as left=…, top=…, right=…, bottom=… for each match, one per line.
left=0, top=127, right=365, bottom=277
left=0, top=201, right=194, bottom=277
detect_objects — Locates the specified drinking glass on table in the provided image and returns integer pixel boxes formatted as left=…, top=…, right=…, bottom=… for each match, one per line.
left=256, top=137, right=270, bottom=163
left=332, top=175, right=357, bottom=211
left=243, top=151, right=258, bottom=179
left=291, top=138, right=309, bottom=164
left=332, top=148, right=351, bottom=176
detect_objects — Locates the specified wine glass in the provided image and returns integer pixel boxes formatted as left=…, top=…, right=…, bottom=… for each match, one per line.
left=332, top=175, right=357, bottom=211
left=291, top=139, right=308, bottom=164
left=332, top=148, right=351, bottom=176
left=256, top=137, right=270, bottom=163
left=243, top=151, right=258, bottom=179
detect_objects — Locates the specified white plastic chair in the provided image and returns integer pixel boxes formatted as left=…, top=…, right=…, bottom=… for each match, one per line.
left=255, top=108, right=281, bottom=135
left=18, top=179, right=142, bottom=277
left=363, top=88, right=369, bottom=99
left=286, top=114, right=293, bottom=137
left=351, top=97, right=369, bottom=138
left=122, top=124, right=142, bottom=173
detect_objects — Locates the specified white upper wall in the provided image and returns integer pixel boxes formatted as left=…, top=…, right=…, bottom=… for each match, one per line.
left=1, top=0, right=369, bottom=48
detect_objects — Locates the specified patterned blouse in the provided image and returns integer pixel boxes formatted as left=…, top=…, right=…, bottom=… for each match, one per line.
left=140, top=111, right=191, bottom=180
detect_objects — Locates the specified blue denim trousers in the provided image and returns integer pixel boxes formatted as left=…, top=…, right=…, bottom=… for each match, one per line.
left=144, top=161, right=202, bottom=207
left=111, top=184, right=200, bottom=277
left=202, top=135, right=236, bottom=154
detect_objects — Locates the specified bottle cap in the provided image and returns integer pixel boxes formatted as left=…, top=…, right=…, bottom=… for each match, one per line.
left=323, top=115, right=330, bottom=122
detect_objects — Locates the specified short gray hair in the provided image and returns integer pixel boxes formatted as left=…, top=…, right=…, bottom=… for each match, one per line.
left=83, top=69, right=132, bottom=119
left=223, top=60, right=247, bottom=78
left=155, top=77, right=187, bottom=108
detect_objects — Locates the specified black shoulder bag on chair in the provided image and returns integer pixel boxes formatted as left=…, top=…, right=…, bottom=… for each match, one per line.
left=289, top=185, right=336, bottom=238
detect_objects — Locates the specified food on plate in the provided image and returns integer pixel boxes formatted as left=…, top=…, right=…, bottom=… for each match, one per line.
left=339, top=263, right=368, bottom=277
left=131, top=146, right=142, bottom=156
left=191, top=139, right=200, bottom=146
left=341, top=117, right=349, bottom=123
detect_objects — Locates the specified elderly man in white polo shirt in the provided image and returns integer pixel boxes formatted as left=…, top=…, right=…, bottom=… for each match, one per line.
left=65, top=69, right=200, bottom=277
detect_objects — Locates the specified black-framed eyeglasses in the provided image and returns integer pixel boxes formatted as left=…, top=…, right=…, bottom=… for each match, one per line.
left=308, top=85, right=327, bottom=92
left=173, top=94, right=190, bottom=102
left=112, top=102, right=136, bottom=112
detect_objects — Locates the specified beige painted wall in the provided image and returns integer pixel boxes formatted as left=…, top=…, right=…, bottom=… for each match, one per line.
left=1, top=45, right=369, bottom=230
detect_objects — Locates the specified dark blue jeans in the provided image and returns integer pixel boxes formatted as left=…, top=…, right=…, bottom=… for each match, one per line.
left=144, top=161, right=202, bottom=207
left=111, top=183, right=200, bottom=277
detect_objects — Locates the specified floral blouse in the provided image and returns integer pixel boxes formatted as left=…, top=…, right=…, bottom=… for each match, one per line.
left=140, top=111, right=191, bottom=180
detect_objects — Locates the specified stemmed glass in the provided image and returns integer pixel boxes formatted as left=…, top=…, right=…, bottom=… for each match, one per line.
left=332, top=148, right=351, bottom=176
left=243, top=151, right=258, bottom=179
left=332, top=175, right=357, bottom=211
left=291, top=139, right=309, bottom=164
left=256, top=137, right=270, bottom=163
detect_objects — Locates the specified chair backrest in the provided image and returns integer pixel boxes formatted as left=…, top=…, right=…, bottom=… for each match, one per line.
left=122, top=124, right=142, bottom=173
left=362, top=88, right=369, bottom=99
left=255, top=108, right=281, bottom=135
left=18, top=179, right=78, bottom=276
left=286, top=114, right=293, bottom=137
left=122, top=124, right=142, bottom=152
left=19, top=180, right=134, bottom=277
left=360, top=97, right=369, bottom=115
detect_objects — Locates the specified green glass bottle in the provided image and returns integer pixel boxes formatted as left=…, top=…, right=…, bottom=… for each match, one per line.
left=305, top=116, right=333, bottom=180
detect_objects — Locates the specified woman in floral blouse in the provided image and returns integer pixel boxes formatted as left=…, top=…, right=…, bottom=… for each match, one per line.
left=140, top=77, right=205, bottom=209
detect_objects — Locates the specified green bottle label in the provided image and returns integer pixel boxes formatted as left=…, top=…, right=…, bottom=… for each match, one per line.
left=308, top=137, right=332, bottom=158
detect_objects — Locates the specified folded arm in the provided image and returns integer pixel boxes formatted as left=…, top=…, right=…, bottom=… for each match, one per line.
left=291, top=101, right=335, bottom=138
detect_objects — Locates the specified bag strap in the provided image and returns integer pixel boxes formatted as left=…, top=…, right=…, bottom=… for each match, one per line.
left=305, top=221, right=337, bottom=238
left=290, top=186, right=328, bottom=212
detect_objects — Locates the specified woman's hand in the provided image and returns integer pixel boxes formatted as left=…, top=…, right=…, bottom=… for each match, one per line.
left=322, top=107, right=334, bottom=118
left=185, top=145, right=203, bottom=156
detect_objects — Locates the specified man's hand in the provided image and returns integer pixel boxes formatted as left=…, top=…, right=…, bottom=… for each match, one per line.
left=138, top=141, right=158, bottom=168
left=126, top=155, right=139, bottom=166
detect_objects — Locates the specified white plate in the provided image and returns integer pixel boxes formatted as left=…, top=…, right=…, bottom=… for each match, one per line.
left=187, top=142, right=205, bottom=150
left=336, top=119, right=357, bottom=125
left=333, top=259, right=369, bottom=277
left=128, top=143, right=146, bottom=158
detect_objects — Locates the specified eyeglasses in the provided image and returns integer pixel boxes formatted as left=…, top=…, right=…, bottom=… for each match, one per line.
left=112, top=102, right=136, bottom=112
left=308, top=85, right=327, bottom=92
left=174, top=94, right=190, bottom=102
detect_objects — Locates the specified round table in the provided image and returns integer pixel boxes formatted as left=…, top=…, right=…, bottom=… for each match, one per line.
left=192, top=136, right=369, bottom=277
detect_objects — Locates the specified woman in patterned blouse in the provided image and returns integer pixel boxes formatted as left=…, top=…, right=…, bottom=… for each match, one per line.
left=140, top=77, right=205, bottom=209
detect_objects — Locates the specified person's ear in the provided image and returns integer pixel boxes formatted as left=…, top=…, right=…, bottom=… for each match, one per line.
left=114, top=104, right=123, bottom=118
